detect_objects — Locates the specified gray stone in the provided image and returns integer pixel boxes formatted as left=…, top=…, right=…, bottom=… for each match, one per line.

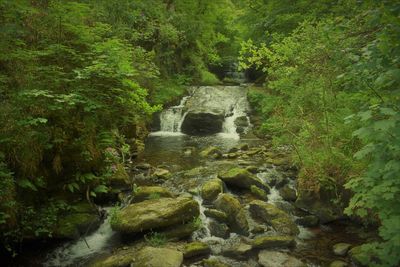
left=258, top=251, right=305, bottom=267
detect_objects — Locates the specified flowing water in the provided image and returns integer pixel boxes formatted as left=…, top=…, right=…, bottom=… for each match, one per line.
left=32, top=85, right=368, bottom=267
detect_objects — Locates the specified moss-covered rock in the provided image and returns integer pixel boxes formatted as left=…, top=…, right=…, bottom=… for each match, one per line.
left=333, top=243, right=352, bottom=256
left=111, top=197, right=199, bottom=234
left=199, top=146, right=222, bottom=159
left=279, top=185, right=297, bottom=202
left=249, top=200, right=299, bottom=236
left=295, top=215, right=319, bottom=227
left=132, top=246, right=183, bottom=267
left=183, top=241, right=211, bottom=258
left=348, top=245, right=371, bottom=266
left=201, top=178, right=224, bottom=202
left=204, top=209, right=228, bottom=223
left=163, top=222, right=199, bottom=240
left=250, top=185, right=268, bottom=201
left=214, top=193, right=249, bottom=235
left=153, top=168, right=171, bottom=180
left=132, top=186, right=174, bottom=202
left=202, top=258, right=230, bottom=267
left=218, top=168, right=270, bottom=192
left=108, top=163, right=130, bottom=189
left=252, top=235, right=296, bottom=249
left=329, top=260, right=348, bottom=267
left=89, top=247, right=136, bottom=267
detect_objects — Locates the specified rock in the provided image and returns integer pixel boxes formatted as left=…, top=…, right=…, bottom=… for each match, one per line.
left=133, top=247, right=183, bottom=267
left=89, top=247, right=136, bottom=267
left=181, top=111, right=224, bottom=135
left=153, top=168, right=171, bottom=180
left=249, top=200, right=299, bottom=236
left=333, top=243, right=352, bottom=256
left=222, top=241, right=252, bottom=259
left=111, top=197, right=199, bottom=234
left=183, top=241, right=211, bottom=258
left=246, top=165, right=259, bottom=174
left=204, top=209, right=228, bottom=223
left=163, top=222, right=199, bottom=240
left=262, top=169, right=288, bottom=188
left=201, top=178, right=224, bottom=202
left=349, top=245, right=370, bottom=266
left=258, top=251, right=305, bottom=267
left=132, top=186, right=174, bottom=202
left=246, top=148, right=262, bottom=156
left=135, top=163, right=152, bottom=170
left=252, top=235, right=296, bottom=249
left=214, top=193, right=249, bottom=235
left=238, top=143, right=249, bottom=151
left=218, top=168, right=270, bottom=192
left=228, top=147, right=239, bottom=153
left=226, top=153, right=239, bottom=159
left=234, top=116, right=249, bottom=134
left=202, top=258, right=230, bottom=267
left=108, top=163, right=130, bottom=188
left=209, top=221, right=230, bottom=238
left=329, top=260, right=348, bottom=267
left=199, top=146, right=223, bottom=159
left=53, top=202, right=100, bottom=239
left=279, top=185, right=297, bottom=202
left=250, top=185, right=268, bottom=201
left=295, top=215, right=319, bottom=227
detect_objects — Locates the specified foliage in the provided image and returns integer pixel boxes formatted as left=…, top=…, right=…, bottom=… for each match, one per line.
left=144, top=231, right=167, bottom=247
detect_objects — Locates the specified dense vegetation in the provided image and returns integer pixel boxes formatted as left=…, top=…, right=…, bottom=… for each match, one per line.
left=0, top=0, right=399, bottom=266
left=240, top=1, right=400, bottom=266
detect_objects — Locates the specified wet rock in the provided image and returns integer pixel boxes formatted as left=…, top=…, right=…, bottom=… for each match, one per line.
left=234, top=116, right=249, bottom=133
left=153, top=168, right=171, bottom=180
left=89, top=247, right=136, bottom=267
left=132, top=186, right=174, bottom=202
left=252, top=235, right=296, bottom=249
left=228, top=147, right=239, bottom=153
left=214, top=193, right=249, bottom=235
left=249, top=200, right=299, bottom=236
left=163, top=222, right=199, bottom=240
left=108, top=163, right=130, bottom=189
left=181, top=111, right=224, bottom=135
left=329, top=260, right=348, bottom=267
left=204, top=209, right=228, bottom=223
left=111, top=197, right=199, bottom=234
left=246, top=148, right=262, bottom=156
left=246, top=165, right=259, bottom=174
left=222, top=241, right=252, bottom=259
left=53, top=202, right=100, bottom=239
left=333, top=243, right=352, bottom=256
left=209, top=220, right=230, bottom=238
left=132, top=246, right=183, bottom=267
left=238, top=143, right=249, bottom=151
left=279, top=185, right=297, bottom=202
left=199, top=146, right=223, bottom=159
left=135, top=163, right=152, bottom=170
left=218, top=168, right=270, bottom=192
left=258, top=251, right=305, bottom=267
left=295, top=215, right=319, bottom=227
left=201, top=178, right=224, bottom=202
left=202, top=258, right=230, bottom=267
left=183, top=241, right=211, bottom=259
left=250, top=185, right=268, bottom=201
left=226, top=153, right=239, bottom=159
left=262, top=169, right=288, bottom=188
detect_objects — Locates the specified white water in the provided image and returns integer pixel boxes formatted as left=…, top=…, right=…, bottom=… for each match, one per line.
left=44, top=208, right=117, bottom=267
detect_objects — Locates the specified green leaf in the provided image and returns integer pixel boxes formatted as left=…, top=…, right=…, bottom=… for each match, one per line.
left=17, top=179, right=38, bottom=191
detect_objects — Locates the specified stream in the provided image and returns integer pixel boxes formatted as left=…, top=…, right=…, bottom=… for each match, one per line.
left=36, top=85, right=367, bottom=267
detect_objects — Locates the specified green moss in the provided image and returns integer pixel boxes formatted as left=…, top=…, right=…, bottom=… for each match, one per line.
left=199, top=69, right=221, bottom=86
left=183, top=241, right=210, bottom=258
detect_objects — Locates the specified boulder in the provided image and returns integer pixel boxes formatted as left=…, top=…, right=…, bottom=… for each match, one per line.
left=204, top=209, right=228, bottom=223
left=132, top=247, right=183, bottom=267
left=199, top=146, right=223, bottom=159
left=234, top=116, right=249, bottom=134
left=329, top=260, right=348, bottom=267
left=89, top=247, right=136, bottom=267
left=108, top=163, right=130, bottom=189
left=250, top=185, right=268, bottom=201
left=258, top=251, right=305, bottom=267
left=218, top=168, right=270, bottom=192
left=249, top=200, right=299, bottom=236
left=202, top=258, right=230, bottom=267
left=252, top=235, right=296, bottom=249
left=333, top=243, right=352, bottom=256
left=222, top=241, right=252, bottom=259
left=163, top=223, right=199, bottom=240
left=132, top=186, right=174, bottom=202
left=183, top=241, right=211, bottom=258
left=110, top=197, right=199, bottom=234
left=153, top=168, right=171, bottom=180
left=246, top=165, right=259, bottom=174
left=181, top=111, right=224, bottom=135
left=214, top=193, right=249, bottom=235
left=209, top=220, right=230, bottom=238
left=279, top=185, right=297, bottom=202
left=201, top=178, right=224, bottom=202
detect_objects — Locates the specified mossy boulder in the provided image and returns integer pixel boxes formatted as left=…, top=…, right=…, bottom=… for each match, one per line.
left=199, top=146, right=222, bottom=159
left=329, top=260, right=348, bottom=267
left=249, top=200, right=299, bottom=236
left=214, top=193, right=249, bottom=235
left=132, top=247, right=183, bottom=267
left=218, top=168, right=270, bottom=192
left=252, top=235, right=296, bottom=249
left=204, top=209, right=228, bottom=223
left=132, top=186, right=174, bottom=202
left=333, top=243, right=352, bottom=256
left=201, top=178, right=224, bottom=202
left=163, top=222, right=199, bottom=240
left=295, top=215, right=319, bottom=227
left=110, top=197, right=199, bottom=234
left=250, top=185, right=268, bottom=201
left=202, top=258, right=230, bottom=267
left=108, top=163, right=130, bottom=188
left=183, top=241, right=211, bottom=258
left=153, top=168, right=171, bottom=180
left=279, top=185, right=297, bottom=202
left=89, top=247, right=136, bottom=267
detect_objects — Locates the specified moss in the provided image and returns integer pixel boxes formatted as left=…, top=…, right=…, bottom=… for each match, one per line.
left=54, top=213, right=99, bottom=239
left=199, top=69, right=221, bottom=86
left=183, top=241, right=210, bottom=258
left=252, top=235, right=296, bottom=249
left=250, top=185, right=268, bottom=201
